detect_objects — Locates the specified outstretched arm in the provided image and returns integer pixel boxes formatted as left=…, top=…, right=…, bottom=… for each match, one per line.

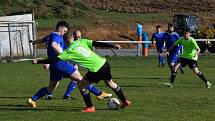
left=29, top=39, right=44, bottom=45
left=165, top=44, right=175, bottom=55
left=32, top=58, right=56, bottom=64
left=92, top=41, right=121, bottom=49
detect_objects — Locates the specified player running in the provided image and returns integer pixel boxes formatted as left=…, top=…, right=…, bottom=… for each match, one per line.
left=164, top=28, right=212, bottom=88
left=163, top=24, right=184, bottom=73
left=151, top=25, right=165, bottom=67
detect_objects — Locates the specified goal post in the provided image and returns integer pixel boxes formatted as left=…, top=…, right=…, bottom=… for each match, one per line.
left=0, top=13, right=37, bottom=62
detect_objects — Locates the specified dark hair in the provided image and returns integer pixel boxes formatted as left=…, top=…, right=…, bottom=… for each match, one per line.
left=63, top=32, right=72, bottom=42
left=56, top=20, right=70, bottom=30
left=156, top=25, right=161, bottom=29
left=183, top=27, right=191, bottom=32
left=168, top=23, right=173, bottom=27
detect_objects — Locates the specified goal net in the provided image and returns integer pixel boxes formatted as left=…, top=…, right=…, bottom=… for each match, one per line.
left=0, top=13, right=37, bottom=62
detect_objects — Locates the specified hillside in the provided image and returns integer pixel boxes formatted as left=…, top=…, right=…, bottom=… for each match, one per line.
left=0, top=0, right=215, bottom=42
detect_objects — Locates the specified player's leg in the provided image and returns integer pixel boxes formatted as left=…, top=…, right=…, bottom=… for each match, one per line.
left=164, top=58, right=183, bottom=87
left=158, top=46, right=165, bottom=67
left=190, top=61, right=211, bottom=88
left=45, top=81, right=60, bottom=100
left=103, top=79, right=131, bottom=108
left=63, top=80, right=77, bottom=99
left=156, top=47, right=161, bottom=67
left=27, top=64, right=62, bottom=107
left=101, top=61, right=130, bottom=108
left=84, top=71, right=112, bottom=100
left=62, top=64, right=78, bottom=99
left=62, top=63, right=95, bottom=112
left=61, top=64, right=107, bottom=100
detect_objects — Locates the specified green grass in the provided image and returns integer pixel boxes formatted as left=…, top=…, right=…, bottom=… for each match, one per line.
left=0, top=56, right=215, bottom=121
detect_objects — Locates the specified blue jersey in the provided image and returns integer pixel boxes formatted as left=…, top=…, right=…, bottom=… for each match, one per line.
left=151, top=32, right=165, bottom=48
left=42, top=32, right=76, bottom=81
left=163, top=32, right=181, bottom=53
left=43, top=32, right=67, bottom=59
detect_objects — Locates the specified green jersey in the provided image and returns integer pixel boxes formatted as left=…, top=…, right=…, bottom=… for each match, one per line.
left=58, top=39, right=106, bottom=72
left=174, top=37, right=200, bottom=60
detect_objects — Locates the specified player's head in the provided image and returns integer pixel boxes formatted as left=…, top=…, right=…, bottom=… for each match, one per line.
left=56, top=20, right=70, bottom=36
left=63, top=32, right=74, bottom=46
left=73, top=30, right=81, bottom=41
left=168, top=23, right=174, bottom=32
left=156, top=25, right=161, bottom=32
left=183, top=27, right=191, bottom=39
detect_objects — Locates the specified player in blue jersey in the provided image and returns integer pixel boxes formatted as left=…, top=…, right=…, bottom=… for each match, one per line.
left=151, top=25, right=165, bottom=67
left=163, top=24, right=184, bottom=73
left=43, top=30, right=110, bottom=100
left=27, top=21, right=111, bottom=108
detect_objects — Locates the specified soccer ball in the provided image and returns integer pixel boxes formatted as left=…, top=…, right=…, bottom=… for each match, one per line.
left=107, top=98, right=120, bottom=110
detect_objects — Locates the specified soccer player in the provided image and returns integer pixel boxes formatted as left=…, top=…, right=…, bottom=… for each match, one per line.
left=163, top=24, right=184, bottom=73
left=164, top=28, right=212, bottom=88
left=35, top=32, right=131, bottom=112
left=151, top=25, right=165, bottom=67
left=44, top=30, right=110, bottom=100
left=27, top=21, right=110, bottom=108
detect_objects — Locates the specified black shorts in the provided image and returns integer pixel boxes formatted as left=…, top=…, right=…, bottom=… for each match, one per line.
left=84, top=61, right=112, bottom=83
left=178, top=57, right=198, bottom=69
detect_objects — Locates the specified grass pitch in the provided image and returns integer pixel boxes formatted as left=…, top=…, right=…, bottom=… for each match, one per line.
left=0, top=56, right=215, bottom=121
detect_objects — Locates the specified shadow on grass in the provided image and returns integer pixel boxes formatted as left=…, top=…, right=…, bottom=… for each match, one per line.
left=0, top=96, right=28, bottom=99
left=113, top=77, right=166, bottom=80
left=0, top=104, right=109, bottom=112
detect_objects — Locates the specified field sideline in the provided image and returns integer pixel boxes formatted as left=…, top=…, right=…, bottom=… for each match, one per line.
left=0, top=56, right=215, bottom=121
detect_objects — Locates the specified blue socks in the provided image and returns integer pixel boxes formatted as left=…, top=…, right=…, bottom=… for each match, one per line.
left=159, top=54, right=164, bottom=64
left=31, top=87, right=49, bottom=101
left=86, top=84, right=102, bottom=96
left=64, top=81, right=77, bottom=97
left=64, top=81, right=102, bottom=97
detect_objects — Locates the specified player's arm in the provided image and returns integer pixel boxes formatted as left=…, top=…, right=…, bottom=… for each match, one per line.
left=92, top=41, right=121, bottom=49
left=51, top=41, right=63, bottom=55
left=166, top=38, right=181, bottom=55
left=32, top=58, right=56, bottom=64
left=165, top=44, right=175, bottom=55
left=151, top=34, right=155, bottom=44
left=29, top=39, right=44, bottom=45
left=193, top=38, right=201, bottom=54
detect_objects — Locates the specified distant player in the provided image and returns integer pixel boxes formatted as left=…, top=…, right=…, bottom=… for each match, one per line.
left=163, top=24, right=184, bottom=73
left=151, top=25, right=165, bottom=67
left=164, top=28, right=212, bottom=88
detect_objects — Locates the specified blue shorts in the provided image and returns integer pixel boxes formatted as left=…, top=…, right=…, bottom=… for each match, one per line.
left=156, top=44, right=165, bottom=53
left=167, top=54, right=178, bottom=64
left=49, top=60, right=76, bottom=81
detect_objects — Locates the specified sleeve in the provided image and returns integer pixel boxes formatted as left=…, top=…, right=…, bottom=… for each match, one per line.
left=92, top=41, right=115, bottom=48
left=52, top=35, right=61, bottom=44
left=37, top=58, right=54, bottom=64
left=151, top=33, right=155, bottom=43
left=83, top=39, right=93, bottom=49
left=174, top=38, right=182, bottom=45
left=176, top=33, right=180, bottom=40
left=162, top=32, right=168, bottom=42
left=192, top=38, right=200, bottom=49
left=57, top=49, right=70, bottom=61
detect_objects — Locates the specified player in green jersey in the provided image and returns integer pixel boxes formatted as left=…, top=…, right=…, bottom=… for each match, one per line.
left=164, top=28, right=212, bottom=88
left=60, top=32, right=131, bottom=112
left=34, top=32, right=131, bottom=112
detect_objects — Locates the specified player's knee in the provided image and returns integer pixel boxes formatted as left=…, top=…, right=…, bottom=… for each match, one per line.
left=105, top=80, right=118, bottom=89
left=196, top=71, right=202, bottom=76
